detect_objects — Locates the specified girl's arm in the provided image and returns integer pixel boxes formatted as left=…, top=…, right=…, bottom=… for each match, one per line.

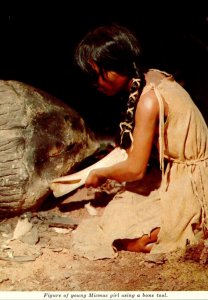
left=85, top=89, right=159, bottom=187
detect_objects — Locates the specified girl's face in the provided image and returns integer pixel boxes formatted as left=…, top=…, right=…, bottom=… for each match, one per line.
left=90, top=61, right=130, bottom=96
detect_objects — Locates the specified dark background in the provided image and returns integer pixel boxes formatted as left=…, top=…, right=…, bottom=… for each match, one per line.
left=0, top=2, right=207, bottom=136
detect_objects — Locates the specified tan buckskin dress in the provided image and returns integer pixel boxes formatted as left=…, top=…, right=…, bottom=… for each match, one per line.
left=71, top=69, right=208, bottom=260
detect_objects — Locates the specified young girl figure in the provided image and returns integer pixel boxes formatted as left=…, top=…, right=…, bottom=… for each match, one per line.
left=71, top=23, right=208, bottom=260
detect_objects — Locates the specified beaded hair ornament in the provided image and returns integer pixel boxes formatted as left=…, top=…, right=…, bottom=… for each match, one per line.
left=119, top=77, right=141, bottom=149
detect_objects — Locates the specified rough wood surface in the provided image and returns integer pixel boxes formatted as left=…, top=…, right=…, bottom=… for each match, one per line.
left=0, top=80, right=99, bottom=216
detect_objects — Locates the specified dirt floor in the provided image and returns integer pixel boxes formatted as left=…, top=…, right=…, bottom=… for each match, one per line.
left=0, top=167, right=208, bottom=296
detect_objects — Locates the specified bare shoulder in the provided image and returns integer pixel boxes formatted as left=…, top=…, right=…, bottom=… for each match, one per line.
left=136, top=89, right=159, bottom=118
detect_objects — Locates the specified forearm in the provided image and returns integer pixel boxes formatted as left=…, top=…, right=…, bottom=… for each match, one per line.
left=94, top=159, right=146, bottom=183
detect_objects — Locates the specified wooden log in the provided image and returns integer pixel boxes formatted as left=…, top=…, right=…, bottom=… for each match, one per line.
left=0, top=80, right=99, bottom=216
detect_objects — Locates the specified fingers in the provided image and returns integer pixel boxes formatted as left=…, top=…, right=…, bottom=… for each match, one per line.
left=85, top=171, right=99, bottom=188
left=85, top=170, right=107, bottom=188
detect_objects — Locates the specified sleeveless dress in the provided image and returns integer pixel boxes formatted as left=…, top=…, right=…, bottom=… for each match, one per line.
left=71, top=70, right=208, bottom=260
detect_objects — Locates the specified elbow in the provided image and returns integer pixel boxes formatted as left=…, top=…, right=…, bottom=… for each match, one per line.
left=133, top=170, right=145, bottom=181
left=126, top=168, right=146, bottom=182
left=121, top=160, right=148, bottom=182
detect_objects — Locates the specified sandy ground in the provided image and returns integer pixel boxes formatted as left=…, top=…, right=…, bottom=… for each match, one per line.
left=0, top=167, right=208, bottom=298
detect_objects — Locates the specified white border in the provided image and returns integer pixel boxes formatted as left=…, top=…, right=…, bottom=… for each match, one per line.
left=0, top=291, right=208, bottom=300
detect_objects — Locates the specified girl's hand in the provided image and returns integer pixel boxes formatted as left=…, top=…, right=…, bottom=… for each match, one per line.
left=85, top=169, right=107, bottom=188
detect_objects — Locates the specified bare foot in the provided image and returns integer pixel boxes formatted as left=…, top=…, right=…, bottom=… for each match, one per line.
left=114, top=227, right=160, bottom=253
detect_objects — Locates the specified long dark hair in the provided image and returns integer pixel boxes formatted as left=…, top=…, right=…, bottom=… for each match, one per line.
left=75, top=23, right=146, bottom=149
